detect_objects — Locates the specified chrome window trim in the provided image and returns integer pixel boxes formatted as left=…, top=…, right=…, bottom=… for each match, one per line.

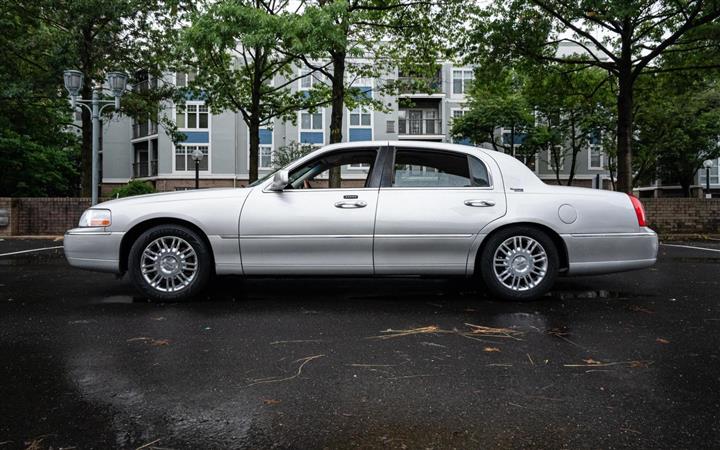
left=385, top=147, right=495, bottom=190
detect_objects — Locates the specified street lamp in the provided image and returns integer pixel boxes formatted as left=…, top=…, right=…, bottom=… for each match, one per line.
left=191, top=149, right=204, bottom=189
left=703, top=159, right=714, bottom=199
left=63, top=69, right=128, bottom=205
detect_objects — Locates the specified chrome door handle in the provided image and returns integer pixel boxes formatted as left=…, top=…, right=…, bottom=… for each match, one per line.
left=334, top=201, right=367, bottom=209
left=464, top=199, right=495, bottom=207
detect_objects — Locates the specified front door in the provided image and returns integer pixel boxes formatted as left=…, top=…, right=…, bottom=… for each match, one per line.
left=373, top=146, right=506, bottom=274
left=239, top=147, right=382, bottom=275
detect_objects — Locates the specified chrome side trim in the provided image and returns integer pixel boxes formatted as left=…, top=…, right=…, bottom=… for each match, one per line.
left=240, top=234, right=371, bottom=239
left=239, top=234, right=474, bottom=239
left=374, top=234, right=474, bottom=239
left=568, top=232, right=657, bottom=238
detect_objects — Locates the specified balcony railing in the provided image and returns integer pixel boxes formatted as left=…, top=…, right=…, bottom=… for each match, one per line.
left=398, top=119, right=442, bottom=135
left=396, top=76, right=442, bottom=95
left=133, top=160, right=158, bottom=178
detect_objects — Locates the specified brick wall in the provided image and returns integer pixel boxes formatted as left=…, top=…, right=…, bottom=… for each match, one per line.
left=0, top=198, right=11, bottom=237
left=643, top=199, right=720, bottom=235
left=0, top=198, right=91, bottom=236
left=1, top=196, right=718, bottom=236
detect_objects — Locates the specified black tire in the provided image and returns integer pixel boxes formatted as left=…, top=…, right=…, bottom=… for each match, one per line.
left=478, top=226, right=559, bottom=301
left=128, top=225, right=212, bottom=301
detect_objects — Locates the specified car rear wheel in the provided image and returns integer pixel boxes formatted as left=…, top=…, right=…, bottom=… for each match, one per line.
left=479, top=227, right=559, bottom=301
left=128, top=225, right=212, bottom=301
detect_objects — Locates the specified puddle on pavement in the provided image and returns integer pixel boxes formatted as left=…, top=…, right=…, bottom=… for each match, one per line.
left=546, top=289, right=638, bottom=300
left=95, top=295, right=149, bottom=304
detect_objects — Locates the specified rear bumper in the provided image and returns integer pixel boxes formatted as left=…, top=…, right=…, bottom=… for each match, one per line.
left=63, top=228, right=124, bottom=273
left=563, top=230, right=658, bottom=276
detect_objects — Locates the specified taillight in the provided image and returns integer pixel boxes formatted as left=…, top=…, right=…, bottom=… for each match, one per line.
left=628, top=194, right=647, bottom=227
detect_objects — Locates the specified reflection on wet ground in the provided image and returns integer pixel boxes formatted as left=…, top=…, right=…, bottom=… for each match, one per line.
left=0, top=243, right=719, bottom=448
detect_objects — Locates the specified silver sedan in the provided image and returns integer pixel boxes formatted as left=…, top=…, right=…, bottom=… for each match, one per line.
left=64, top=141, right=658, bottom=301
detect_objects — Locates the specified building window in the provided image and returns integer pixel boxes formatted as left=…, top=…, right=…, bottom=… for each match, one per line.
left=452, top=69, right=474, bottom=95
left=299, top=110, right=325, bottom=145
left=175, top=144, right=209, bottom=172
left=589, top=144, right=604, bottom=170
left=349, top=108, right=371, bottom=127
left=177, top=104, right=208, bottom=129
left=299, top=67, right=322, bottom=90
left=300, top=111, right=323, bottom=130
left=176, top=71, right=196, bottom=88
left=259, top=145, right=274, bottom=169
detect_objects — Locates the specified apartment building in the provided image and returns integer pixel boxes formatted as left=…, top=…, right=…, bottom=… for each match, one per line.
left=100, top=65, right=620, bottom=194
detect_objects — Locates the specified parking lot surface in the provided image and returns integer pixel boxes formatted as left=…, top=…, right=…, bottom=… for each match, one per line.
left=0, top=239, right=719, bottom=449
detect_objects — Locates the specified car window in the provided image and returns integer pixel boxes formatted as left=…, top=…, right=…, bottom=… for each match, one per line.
left=392, top=149, right=489, bottom=188
left=286, top=149, right=377, bottom=189
left=468, top=156, right=491, bottom=187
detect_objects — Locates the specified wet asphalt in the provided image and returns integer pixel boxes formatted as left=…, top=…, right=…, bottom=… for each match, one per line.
left=0, top=239, right=719, bottom=449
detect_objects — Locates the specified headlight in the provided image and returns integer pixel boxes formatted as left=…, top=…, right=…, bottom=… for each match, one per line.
left=78, top=209, right=112, bottom=227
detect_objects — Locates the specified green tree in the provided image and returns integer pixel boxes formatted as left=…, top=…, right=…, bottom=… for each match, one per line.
left=525, top=66, right=615, bottom=185
left=450, top=69, right=534, bottom=154
left=464, top=0, right=720, bottom=192
left=183, top=0, right=324, bottom=183
left=3, top=0, right=189, bottom=196
left=635, top=71, right=720, bottom=196
left=272, top=141, right=316, bottom=169
left=284, top=0, right=465, bottom=187
left=0, top=3, right=79, bottom=196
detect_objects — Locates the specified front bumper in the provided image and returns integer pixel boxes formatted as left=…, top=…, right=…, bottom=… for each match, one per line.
left=63, top=228, right=124, bottom=273
left=563, top=229, right=658, bottom=276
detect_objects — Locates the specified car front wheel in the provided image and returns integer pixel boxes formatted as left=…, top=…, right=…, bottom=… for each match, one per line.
left=128, top=225, right=212, bottom=301
left=479, top=227, right=559, bottom=301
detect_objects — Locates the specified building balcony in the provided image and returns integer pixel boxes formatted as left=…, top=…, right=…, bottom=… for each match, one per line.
left=133, top=160, right=158, bottom=178
left=396, top=73, right=443, bottom=96
left=398, top=119, right=443, bottom=136
left=132, top=121, right=158, bottom=139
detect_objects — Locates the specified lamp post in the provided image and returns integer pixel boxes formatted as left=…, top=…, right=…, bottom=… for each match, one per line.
left=191, top=149, right=204, bottom=189
left=703, top=159, right=714, bottom=199
left=63, top=70, right=128, bottom=205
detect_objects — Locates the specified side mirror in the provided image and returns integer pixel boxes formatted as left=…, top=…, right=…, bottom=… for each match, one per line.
left=269, top=169, right=289, bottom=191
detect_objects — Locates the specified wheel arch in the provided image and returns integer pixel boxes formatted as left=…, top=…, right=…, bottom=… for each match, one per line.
left=472, top=222, right=569, bottom=275
left=119, top=218, right=216, bottom=274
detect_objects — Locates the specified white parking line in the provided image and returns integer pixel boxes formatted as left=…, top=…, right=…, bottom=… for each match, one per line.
left=0, top=246, right=64, bottom=257
left=660, top=243, right=720, bottom=253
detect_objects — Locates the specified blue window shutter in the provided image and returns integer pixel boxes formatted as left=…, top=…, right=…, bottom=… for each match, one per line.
left=259, top=129, right=273, bottom=145
left=349, top=128, right=372, bottom=142
left=300, top=131, right=324, bottom=144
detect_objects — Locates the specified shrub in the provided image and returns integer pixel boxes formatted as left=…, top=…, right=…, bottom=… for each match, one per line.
left=110, top=180, right=155, bottom=198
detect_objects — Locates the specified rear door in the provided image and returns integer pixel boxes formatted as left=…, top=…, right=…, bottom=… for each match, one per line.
left=373, top=146, right=506, bottom=274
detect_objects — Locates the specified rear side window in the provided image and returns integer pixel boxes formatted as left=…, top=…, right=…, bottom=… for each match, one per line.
left=391, top=149, right=490, bottom=188
left=469, top=156, right=490, bottom=187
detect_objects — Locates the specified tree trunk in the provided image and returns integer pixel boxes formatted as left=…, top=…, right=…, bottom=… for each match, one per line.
left=616, top=60, right=634, bottom=193
left=679, top=178, right=691, bottom=197
left=328, top=50, right=346, bottom=188
left=567, top=116, right=578, bottom=186
left=248, top=46, right=264, bottom=183
left=248, top=117, right=260, bottom=184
